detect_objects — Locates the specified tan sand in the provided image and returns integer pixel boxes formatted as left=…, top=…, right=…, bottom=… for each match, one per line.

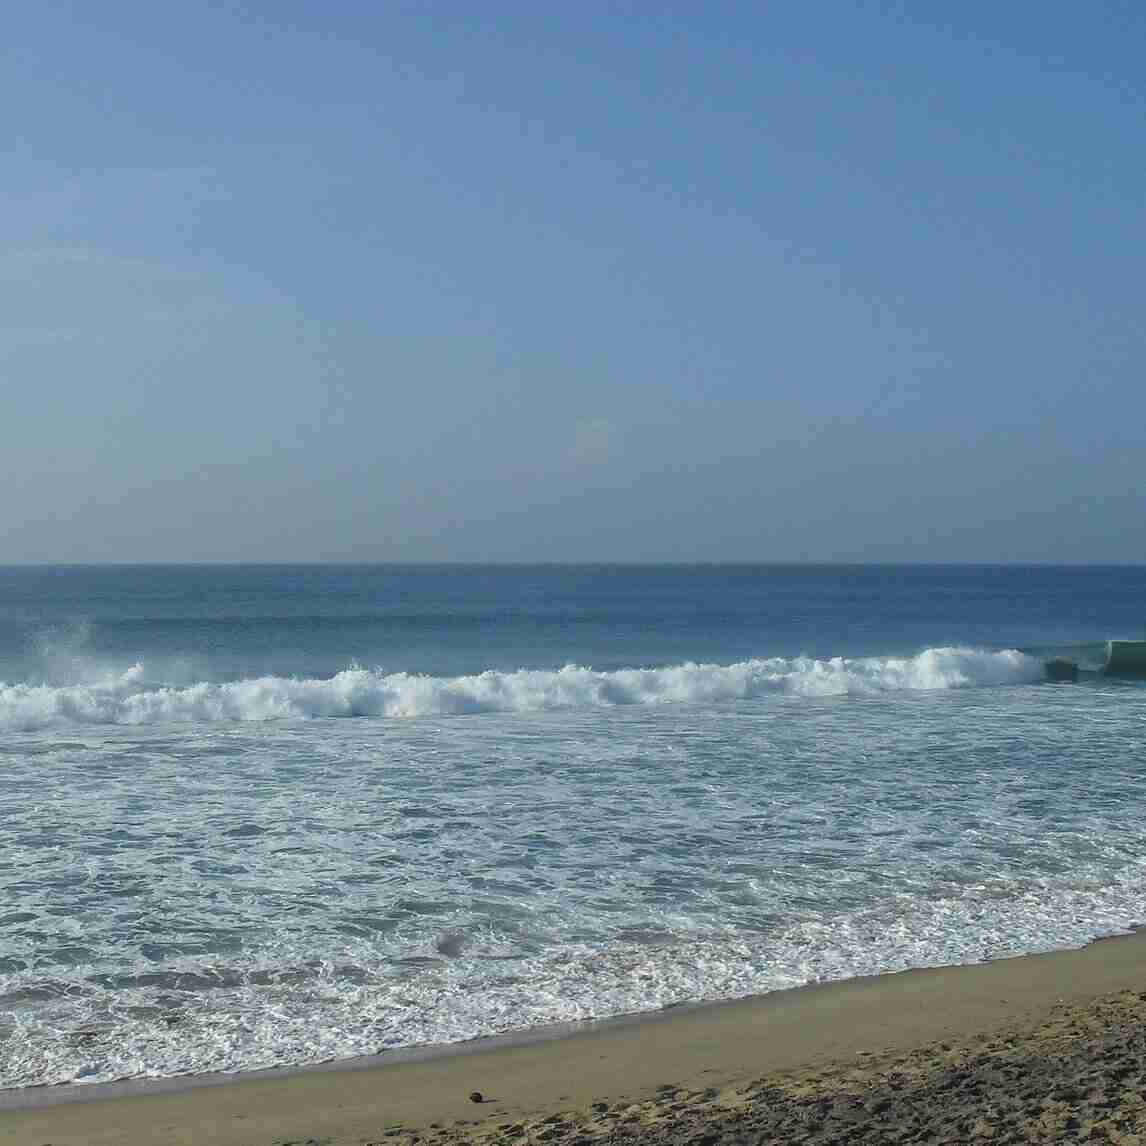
left=4, top=931, right=1146, bottom=1145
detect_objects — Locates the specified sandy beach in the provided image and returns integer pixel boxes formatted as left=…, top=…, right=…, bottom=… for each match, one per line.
left=4, top=930, right=1146, bottom=1145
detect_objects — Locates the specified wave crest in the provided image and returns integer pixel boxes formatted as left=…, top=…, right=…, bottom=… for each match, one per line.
left=0, top=647, right=1041, bottom=731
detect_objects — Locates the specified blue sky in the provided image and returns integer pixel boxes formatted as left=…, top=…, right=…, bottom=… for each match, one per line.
left=3, top=2, right=1143, bottom=562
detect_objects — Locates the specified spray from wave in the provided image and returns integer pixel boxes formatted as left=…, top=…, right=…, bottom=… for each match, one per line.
left=0, top=648, right=1042, bottom=731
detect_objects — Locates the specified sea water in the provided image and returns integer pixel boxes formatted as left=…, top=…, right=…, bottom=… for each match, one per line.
left=1, top=564, right=1144, bottom=1089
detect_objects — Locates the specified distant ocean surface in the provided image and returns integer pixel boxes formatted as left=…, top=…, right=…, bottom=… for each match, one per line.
left=2, top=563, right=1145, bottom=1089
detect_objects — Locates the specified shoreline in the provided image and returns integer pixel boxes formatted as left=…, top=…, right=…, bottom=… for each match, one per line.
left=4, top=929, right=1146, bottom=1144
left=8, top=926, right=1143, bottom=1111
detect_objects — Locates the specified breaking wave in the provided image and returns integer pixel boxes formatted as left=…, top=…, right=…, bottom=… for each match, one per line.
left=0, top=648, right=1042, bottom=731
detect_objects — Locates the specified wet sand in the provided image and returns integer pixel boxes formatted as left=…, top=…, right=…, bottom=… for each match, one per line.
left=4, top=930, right=1146, bottom=1145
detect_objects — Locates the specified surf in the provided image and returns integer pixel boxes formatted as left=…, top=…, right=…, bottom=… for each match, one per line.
left=0, top=646, right=1044, bottom=730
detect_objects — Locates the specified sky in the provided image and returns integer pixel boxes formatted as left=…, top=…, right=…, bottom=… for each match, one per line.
left=2, top=1, right=1143, bottom=563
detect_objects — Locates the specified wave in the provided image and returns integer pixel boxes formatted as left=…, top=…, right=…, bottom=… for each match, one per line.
left=0, top=647, right=1042, bottom=731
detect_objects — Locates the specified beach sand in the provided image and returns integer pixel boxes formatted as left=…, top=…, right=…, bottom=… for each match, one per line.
left=4, top=931, right=1146, bottom=1145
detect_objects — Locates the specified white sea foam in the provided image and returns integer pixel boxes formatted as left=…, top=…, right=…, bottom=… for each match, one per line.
left=0, top=647, right=1042, bottom=730
left=1, top=660, right=1141, bottom=1089
left=5, top=860, right=1145, bottom=1089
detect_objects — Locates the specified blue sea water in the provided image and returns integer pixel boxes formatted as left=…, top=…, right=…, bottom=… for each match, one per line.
left=1, top=563, right=1144, bottom=1088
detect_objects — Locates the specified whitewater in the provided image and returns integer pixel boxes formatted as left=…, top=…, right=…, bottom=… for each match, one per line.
left=1, top=564, right=1144, bottom=1091
left=0, top=646, right=1042, bottom=730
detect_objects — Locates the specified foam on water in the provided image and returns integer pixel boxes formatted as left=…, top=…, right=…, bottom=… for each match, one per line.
left=0, top=646, right=1041, bottom=730
left=3, top=857, right=1145, bottom=1088
left=3, top=668, right=1143, bottom=1090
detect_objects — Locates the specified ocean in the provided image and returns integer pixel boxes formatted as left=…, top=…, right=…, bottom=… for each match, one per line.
left=1, top=563, right=1144, bottom=1090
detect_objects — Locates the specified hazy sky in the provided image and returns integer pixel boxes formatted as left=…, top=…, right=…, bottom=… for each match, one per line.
left=3, top=2, right=1143, bottom=563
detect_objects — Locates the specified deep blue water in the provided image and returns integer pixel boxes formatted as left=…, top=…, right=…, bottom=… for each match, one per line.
left=1, top=563, right=1141, bottom=682
left=1, top=564, right=1144, bottom=1087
